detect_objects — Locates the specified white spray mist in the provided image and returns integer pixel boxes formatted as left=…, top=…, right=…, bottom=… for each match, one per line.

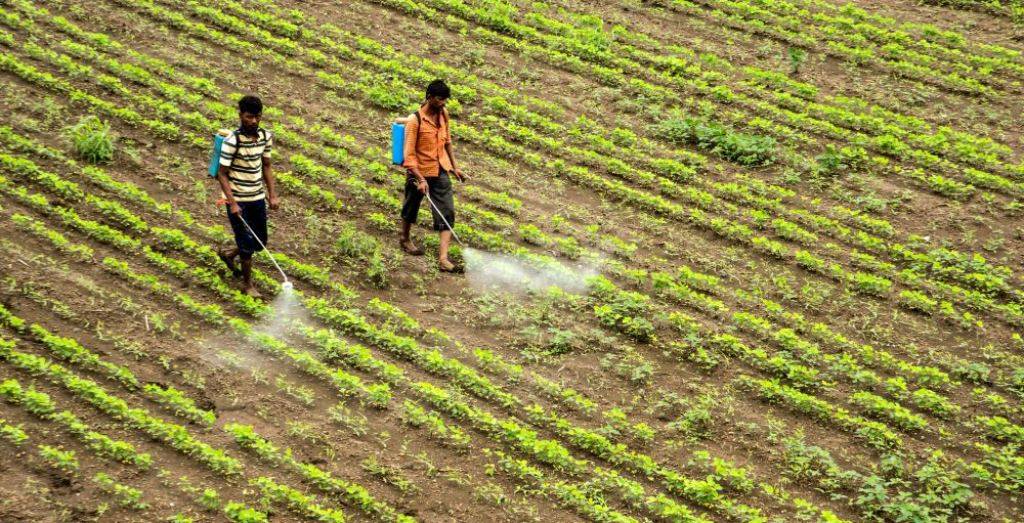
left=256, top=284, right=308, bottom=340
left=462, top=247, right=601, bottom=294
left=195, top=283, right=307, bottom=388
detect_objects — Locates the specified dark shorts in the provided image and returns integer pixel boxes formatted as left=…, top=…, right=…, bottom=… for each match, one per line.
left=227, top=199, right=267, bottom=257
left=401, top=170, right=455, bottom=232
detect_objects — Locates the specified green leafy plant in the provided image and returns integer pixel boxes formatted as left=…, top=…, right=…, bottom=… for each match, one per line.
left=223, top=501, right=269, bottom=523
left=93, top=472, right=149, bottom=509
left=66, top=115, right=114, bottom=163
left=787, top=47, right=807, bottom=74
left=657, top=116, right=776, bottom=166
left=39, top=445, right=79, bottom=475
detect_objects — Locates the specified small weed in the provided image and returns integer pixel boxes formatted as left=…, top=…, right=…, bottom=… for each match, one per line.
left=66, top=115, right=115, bottom=163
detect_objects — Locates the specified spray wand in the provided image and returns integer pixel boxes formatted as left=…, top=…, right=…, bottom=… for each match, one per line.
left=235, top=212, right=293, bottom=290
left=425, top=193, right=463, bottom=247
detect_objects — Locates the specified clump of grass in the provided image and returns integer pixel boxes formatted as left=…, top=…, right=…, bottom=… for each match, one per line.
left=787, top=47, right=807, bottom=74
left=66, top=115, right=114, bottom=163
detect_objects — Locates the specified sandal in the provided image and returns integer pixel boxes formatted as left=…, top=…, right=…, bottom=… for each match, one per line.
left=243, top=286, right=263, bottom=299
left=400, top=239, right=425, bottom=256
left=218, top=248, right=242, bottom=278
left=438, top=258, right=457, bottom=273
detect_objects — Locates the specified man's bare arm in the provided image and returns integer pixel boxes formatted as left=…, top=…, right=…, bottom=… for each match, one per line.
left=445, top=142, right=468, bottom=181
left=445, top=142, right=457, bottom=172
left=263, top=157, right=279, bottom=210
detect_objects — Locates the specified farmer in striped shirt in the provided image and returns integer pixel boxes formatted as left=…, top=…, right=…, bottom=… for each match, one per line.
left=216, top=95, right=280, bottom=298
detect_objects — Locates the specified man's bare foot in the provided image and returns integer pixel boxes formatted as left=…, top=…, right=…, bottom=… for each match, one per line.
left=438, top=258, right=456, bottom=272
left=218, top=248, right=242, bottom=278
left=400, top=239, right=425, bottom=256
left=243, top=285, right=262, bottom=298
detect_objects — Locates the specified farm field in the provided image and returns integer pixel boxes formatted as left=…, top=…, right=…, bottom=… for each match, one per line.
left=0, top=0, right=1023, bottom=521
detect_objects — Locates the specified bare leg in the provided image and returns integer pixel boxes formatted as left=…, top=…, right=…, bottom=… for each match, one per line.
left=399, top=220, right=424, bottom=255
left=240, top=253, right=260, bottom=297
left=401, top=220, right=413, bottom=242
left=439, top=230, right=452, bottom=260
left=218, top=246, right=242, bottom=277
left=438, top=230, right=454, bottom=271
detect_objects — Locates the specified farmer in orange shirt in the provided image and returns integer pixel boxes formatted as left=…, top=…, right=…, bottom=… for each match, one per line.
left=399, top=80, right=468, bottom=272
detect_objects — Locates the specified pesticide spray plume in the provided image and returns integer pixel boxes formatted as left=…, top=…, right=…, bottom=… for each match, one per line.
left=259, top=286, right=308, bottom=340
left=234, top=212, right=303, bottom=333
left=192, top=214, right=307, bottom=385
left=462, top=247, right=601, bottom=294
left=424, top=194, right=601, bottom=293
left=195, top=291, right=308, bottom=382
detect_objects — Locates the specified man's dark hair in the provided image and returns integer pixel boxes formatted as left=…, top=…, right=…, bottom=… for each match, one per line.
left=238, top=95, right=263, bottom=115
left=425, top=80, right=450, bottom=100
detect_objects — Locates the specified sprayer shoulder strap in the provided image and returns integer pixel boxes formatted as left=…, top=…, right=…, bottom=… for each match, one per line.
left=229, top=129, right=270, bottom=167
left=413, top=109, right=446, bottom=135
left=414, top=111, right=421, bottom=145
left=228, top=129, right=241, bottom=168
left=412, top=110, right=448, bottom=150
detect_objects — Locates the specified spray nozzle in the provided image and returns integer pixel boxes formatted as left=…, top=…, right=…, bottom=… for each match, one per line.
left=281, top=281, right=293, bottom=291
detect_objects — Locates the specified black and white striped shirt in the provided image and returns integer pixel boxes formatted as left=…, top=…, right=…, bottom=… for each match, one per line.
left=219, top=129, right=273, bottom=202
